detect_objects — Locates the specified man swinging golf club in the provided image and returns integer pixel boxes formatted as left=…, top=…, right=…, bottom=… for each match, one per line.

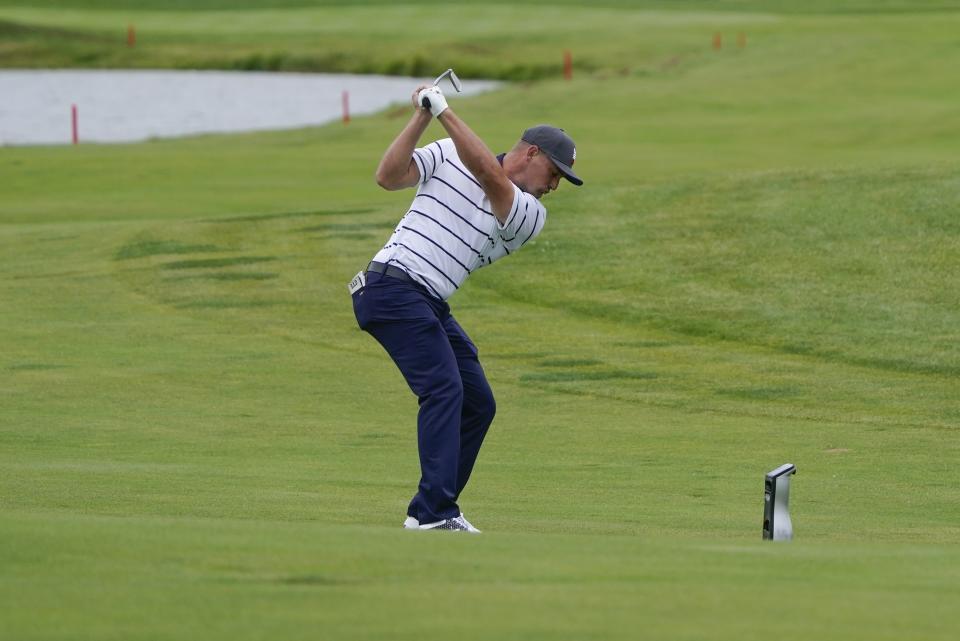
left=349, top=70, right=583, bottom=532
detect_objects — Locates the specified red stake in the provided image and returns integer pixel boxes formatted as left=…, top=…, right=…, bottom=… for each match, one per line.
left=71, top=104, right=78, bottom=145
left=738, top=32, right=747, bottom=48
left=713, top=33, right=723, bottom=50
left=342, top=90, right=350, bottom=125
left=127, top=24, right=136, bottom=48
left=563, top=50, right=573, bottom=80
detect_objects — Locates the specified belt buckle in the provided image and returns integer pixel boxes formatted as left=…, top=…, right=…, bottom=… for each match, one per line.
left=347, top=270, right=366, bottom=294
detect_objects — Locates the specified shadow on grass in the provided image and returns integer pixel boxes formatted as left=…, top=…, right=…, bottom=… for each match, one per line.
left=115, top=240, right=220, bottom=260
left=8, top=363, right=66, bottom=371
left=538, top=358, right=604, bottom=367
left=163, top=256, right=276, bottom=270
left=521, top=370, right=658, bottom=383
left=298, top=221, right=396, bottom=233
left=165, top=272, right=279, bottom=281
left=210, top=208, right=375, bottom=224
left=714, top=386, right=801, bottom=400
left=175, top=299, right=281, bottom=309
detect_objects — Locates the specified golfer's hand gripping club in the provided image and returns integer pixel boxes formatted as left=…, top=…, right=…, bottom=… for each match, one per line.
left=418, top=86, right=448, bottom=117
left=418, top=68, right=462, bottom=118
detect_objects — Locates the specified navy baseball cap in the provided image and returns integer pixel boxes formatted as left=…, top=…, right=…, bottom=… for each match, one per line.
left=521, top=124, right=583, bottom=186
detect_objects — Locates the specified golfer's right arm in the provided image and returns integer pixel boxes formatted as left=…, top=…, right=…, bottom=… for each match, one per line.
left=374, top=91, right=433, bottom=190
left=434, top=108, right=515, bottom=224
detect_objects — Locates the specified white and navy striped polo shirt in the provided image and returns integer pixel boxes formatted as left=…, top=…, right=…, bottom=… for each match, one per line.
left=370, top=138, right=547, bottom=301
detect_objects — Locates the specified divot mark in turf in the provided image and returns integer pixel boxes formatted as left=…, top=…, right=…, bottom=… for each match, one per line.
left=162, top=256, right=277, bottom=270
left=114, top=240, right=220, bottom=260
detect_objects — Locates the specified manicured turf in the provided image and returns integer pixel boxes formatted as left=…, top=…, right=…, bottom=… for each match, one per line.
left=1, top=3, right=959, bottom=640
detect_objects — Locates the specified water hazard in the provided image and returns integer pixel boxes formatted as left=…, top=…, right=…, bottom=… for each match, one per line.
left=0, top=69, right=499, bottom=146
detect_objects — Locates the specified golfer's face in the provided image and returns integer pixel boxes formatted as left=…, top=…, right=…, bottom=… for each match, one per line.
left=528, top=151, right=563, bottom=199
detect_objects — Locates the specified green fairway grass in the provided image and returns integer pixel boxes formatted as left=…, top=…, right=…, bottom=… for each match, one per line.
left=2, top=2, right=959, bottom=640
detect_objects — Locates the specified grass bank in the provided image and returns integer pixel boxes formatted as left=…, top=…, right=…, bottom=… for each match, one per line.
left=2, top=1, right=959, bottom=77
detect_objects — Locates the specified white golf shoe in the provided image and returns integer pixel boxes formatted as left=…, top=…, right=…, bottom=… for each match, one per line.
left=457, top=514, right=481, bottom=533
left=402, top=513, right=481, bottom=533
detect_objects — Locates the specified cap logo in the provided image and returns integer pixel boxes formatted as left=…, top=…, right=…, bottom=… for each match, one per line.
left=572, top=147, right=577, bottom=161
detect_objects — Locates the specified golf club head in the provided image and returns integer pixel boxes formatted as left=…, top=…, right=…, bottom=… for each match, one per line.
left=422, top=68, right=462, bottom=109
left=446, top=69, right=463, bottom=93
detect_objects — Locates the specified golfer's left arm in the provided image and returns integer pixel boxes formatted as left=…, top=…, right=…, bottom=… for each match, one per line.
left=435, top=109, right=515, bottom=225
left=374, top=91, right=433, bottom=190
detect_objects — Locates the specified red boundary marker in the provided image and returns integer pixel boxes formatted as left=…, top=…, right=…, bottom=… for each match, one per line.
left=71, top=104, right=78, bottom=145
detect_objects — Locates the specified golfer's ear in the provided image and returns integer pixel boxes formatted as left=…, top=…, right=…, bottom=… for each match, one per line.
left=526, top=145, right=540, bottom=160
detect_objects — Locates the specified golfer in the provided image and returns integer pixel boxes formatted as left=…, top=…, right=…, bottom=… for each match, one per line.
left=350, top=82, right=582, bottom=532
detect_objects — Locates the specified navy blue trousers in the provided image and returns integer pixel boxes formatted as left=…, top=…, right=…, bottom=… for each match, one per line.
left=352, top=272, right=496, bottom=524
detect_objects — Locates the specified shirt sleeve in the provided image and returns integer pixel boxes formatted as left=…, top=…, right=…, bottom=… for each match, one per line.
left=412, top=138, right=453, bottom=186
left=497, top=185, right=547, bottom=251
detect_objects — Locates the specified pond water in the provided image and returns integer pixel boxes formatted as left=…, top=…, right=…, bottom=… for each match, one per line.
left=0, top=69, right=500, bottom=146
